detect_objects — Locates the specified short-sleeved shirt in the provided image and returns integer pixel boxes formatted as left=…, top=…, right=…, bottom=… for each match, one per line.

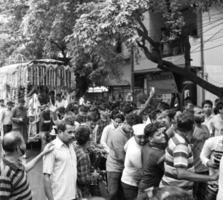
left=210, top=114, right=223, bottom=136
left=121, top=137, right=142, bottom=187
left=11, top=106, right=28, bottom=129
left=39, top=110, right=52, bottom=132
left=160, top=133, right=194, bottom=192
left=43, top=137, right=77, bottom=200
left=138, top=144, right=165, bottom=191
left=0, top=158, right=32, bottom=200
left=106, top=127, right=131, bottom=172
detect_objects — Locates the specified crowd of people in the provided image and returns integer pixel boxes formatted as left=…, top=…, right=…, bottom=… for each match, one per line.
left=1, top=88, right=223, bottom=200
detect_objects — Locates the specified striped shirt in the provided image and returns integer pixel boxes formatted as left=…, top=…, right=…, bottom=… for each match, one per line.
left=160, top=133, right=194, bottom=192
left=0, top=158, right=32, bottom=200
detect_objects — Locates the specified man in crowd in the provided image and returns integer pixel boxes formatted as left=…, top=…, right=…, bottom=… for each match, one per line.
left=39, top=105, right=52, bottom=151
left=43, top=121, right=77, bottom=200
left=121, top=123, right=147, bottom=200
left=210, top=101, right=223, bottom=136
left=192, top=106, right=210, bottom=200
left=138, top=122, right=167, bottom=200
left=100, top=113, right=124, bottom=153
left=74, top=125, right=92, bottom=197
left=11, top=98, right=28, bottom=144
left=0, top=131, right=53, bottom=199
left=160, top=112, right=218, bottom=196
left=217, top=155, right=223, bottom=200
left=202, top=100, right=214, bottom=134
left=1, top=101, right=13, bottom=134
left=106, top=113, right=138, bottom=200
left=200, top=131, right=223, bottom=200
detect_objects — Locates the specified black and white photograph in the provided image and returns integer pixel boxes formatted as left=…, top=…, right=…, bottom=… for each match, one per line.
left=0, top=1, right=223, bottom=200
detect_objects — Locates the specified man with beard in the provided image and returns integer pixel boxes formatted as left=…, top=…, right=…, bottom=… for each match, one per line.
left=192, top=106, right=210, bottom=200
left=202, top=100, right=214, bottom=134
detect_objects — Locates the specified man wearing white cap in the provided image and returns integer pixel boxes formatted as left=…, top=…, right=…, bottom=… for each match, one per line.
left=121, top=123, right=147, bottom=200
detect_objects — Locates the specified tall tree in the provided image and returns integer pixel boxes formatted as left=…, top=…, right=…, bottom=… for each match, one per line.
left=0, top=0, right=114, bottom=96
left=69, top=0, right=223, bottom=97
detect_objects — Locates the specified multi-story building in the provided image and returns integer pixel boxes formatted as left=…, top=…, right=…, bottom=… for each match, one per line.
left=191, top=6, right=223, bottom=104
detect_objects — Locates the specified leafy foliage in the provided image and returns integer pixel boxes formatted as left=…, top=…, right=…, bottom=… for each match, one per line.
left=69, top=0, right=223, bottom=97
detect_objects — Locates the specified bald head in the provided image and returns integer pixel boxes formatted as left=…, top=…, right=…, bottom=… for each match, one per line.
left=2, top=131, right=24, bottom=153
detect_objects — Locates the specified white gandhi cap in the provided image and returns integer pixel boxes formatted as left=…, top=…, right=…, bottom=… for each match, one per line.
left=132, top=123, right=146, bottom=136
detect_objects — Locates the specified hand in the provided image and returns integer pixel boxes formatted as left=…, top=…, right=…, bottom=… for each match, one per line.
left=42, top=143, right=54, bottom=155
left=207, top=160, right=218, bottom=169
left=149, top=87, right=155, bottom=97
left=210, top=172, right=219, bottom=181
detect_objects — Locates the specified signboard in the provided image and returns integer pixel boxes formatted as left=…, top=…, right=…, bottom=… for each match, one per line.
left=147, top=72, right=178, bottom=94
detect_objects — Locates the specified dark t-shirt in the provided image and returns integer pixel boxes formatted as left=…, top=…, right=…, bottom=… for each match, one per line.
left=138, top=144, right=165, bottom=191
left=39, top=110, right=52, bottom=132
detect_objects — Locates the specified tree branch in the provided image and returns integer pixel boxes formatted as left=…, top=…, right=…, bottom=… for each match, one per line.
left=158, top=60, right=223, bottom=97
left=50, top=40, right=67, bottom=59
left=134, top=15, right=160, bottom=48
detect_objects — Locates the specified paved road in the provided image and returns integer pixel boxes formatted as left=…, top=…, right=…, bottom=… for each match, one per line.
left=27, top=149, right=46, bottom=200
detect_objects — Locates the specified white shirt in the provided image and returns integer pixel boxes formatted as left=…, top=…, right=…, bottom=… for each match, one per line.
left=55, top=99, right=67, bottom=108
left=1, top=109, right=12, bottom=125
left=217, top=156, right=223, bottom=200
left=100, top=123, right=116, bottom=153
left=203, top=114, right=214, bottom=134
left=200, top=136, right=223, bottom=191
left=43, top=137, right=77, bottom=200
left=121, top=137, right=142, bottom=186
left=210, top=114, right=223, bottom=136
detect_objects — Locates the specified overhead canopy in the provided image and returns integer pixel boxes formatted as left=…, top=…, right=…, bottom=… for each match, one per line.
left=0, top=59, right=75, bottom=89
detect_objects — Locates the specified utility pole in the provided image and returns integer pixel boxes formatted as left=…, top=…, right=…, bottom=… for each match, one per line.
left=130, top=46, right=135, bottom=102
left=200, top=9, right=205, bottom=102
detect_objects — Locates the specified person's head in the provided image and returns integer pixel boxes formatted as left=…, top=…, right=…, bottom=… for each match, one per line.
left=18, top=98, right=25, bottom=107
left=144, top=122, right=166, bottom=144
left=85, top=100, right=91, bottom=108
left=202, top=100, right=213, bottom=116
left=184, top=98, right=194, bottom=113
left=156, top=110, right=176, bottom=128
left=216, top=101, right=223, bottom=114
left=98, top=104, right=111, bottom=121
left=157, top=102, right=170, bottom=112
left=79, top=105, right=88, bottom=116
left=132, top=124, right=147, bottom=146
left=56, top=93, right=62, bottom=101
left=2, top=131, right=26, bottom=157
left=75, top=125, right=91, bottom=146
left=6, top=101, right=13, bottom=110
left=150, top=110, right=162, bottom=123
left=122, top=113, right=142, bottom=136
left=56, top=106, right=66, bottom=119
left=215, top=98, right=220, bottom=106
left=112, top=113, right=125, bottom=128
left=194, top=106, right=205, bottom=124
left=0, top=99, right=4, bottom=107
left=57, top=122, right=76, bottom=145
left=86, top=112, right=97, bottom=130
left=176, top=112, right=194, bottom=141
